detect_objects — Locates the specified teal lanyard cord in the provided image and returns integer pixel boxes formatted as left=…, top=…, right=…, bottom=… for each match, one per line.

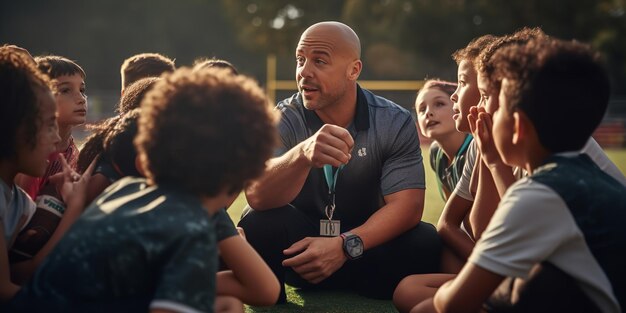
left=323, top=164, right=344, bottom=194
left=323, top=164, right=344, bottom=220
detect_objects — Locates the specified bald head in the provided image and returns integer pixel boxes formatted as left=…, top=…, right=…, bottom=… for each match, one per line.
left=300, top=21, right=361, bottom=60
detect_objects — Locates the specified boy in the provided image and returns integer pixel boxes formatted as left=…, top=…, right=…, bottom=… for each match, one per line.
left=15, top=56, right=87, bottom=200
left=6, top=68, right=279, bottom=312
left=120, top=52, right=175, bottom=94
left=420, top=37, right=625, bottom=313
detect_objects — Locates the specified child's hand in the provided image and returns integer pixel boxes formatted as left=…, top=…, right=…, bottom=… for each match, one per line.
left=467, top=106, right=479, bottom=134
left=51, top=154, right=98, bottom=213
left=468, top=107, right=502, bottom=167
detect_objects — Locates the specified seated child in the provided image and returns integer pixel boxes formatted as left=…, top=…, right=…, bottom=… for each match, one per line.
left=414, top=37, right=625, bottom=313
left=76, top=78, right=159, bottom=204
left=5, top=67, right=280, bottom=312
left=0, top=46, right=92, bottom=300
left=120, top=52, right=175, bottom=94
left=415, top=79, right=472, bottom=201
left=193, top=57, right=239, bottom=75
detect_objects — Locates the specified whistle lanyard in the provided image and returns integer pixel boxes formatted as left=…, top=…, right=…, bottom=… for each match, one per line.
left=323, top=164, right=344, bottom=221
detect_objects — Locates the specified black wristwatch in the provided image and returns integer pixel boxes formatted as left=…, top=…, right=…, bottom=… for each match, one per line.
left=340, top=232, right=363, bottom=260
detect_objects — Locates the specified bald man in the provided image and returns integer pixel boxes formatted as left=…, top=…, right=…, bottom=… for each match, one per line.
left=239, top=21, right=442, bottom=303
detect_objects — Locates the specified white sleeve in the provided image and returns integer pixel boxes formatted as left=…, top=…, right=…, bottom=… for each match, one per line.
left=581, top=137, right=626, bottom=186
left=19, top=197, right=37, bottom=231
left=469, top=179, right=578, bottom=279
left=453, top=141, right=476, bottom=201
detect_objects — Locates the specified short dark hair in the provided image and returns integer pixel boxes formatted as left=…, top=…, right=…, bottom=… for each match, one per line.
left=135, top=68, right=279, bottom=196
left=117, top=77, right=160, bottom=114
left=121, top=53, right=175, bottom=90
left=193, top=57, right=238, bottom=75
left=493, top=38, right=610, bottom=153
left=452, top=34, right=497, bottom=65
left=476, top=27, right=546, bottom=93
left=35, top=55, right=86, bottom=80
left=0, top=46, right=51, bottom=158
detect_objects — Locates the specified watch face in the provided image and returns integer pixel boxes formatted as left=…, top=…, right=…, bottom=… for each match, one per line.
left=346, top=236, right=363, bottom=258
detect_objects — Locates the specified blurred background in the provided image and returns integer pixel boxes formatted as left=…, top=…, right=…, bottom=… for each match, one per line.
left=2, top=0, right=626, bottom=144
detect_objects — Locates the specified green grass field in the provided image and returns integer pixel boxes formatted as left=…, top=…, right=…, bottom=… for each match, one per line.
left=226, top=147, right=626, bottom=313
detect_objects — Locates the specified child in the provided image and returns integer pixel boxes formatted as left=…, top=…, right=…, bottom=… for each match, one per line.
left=0, top=46, right=92, bottom=300
left=120, top=52, right=175, bottom=94
left=415, top=79, right=472, bottom=201
left=76, top=78, right=160, bottom=204
left=6, top=67, right=280, bottom=312
left=193, top=57, right=239, bottom=74
left=416, top=37, right=625, bottom=313
left=15, top=55, right=87, bottom=200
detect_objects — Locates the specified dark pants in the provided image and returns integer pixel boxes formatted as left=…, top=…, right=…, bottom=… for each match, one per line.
left=238, top=204, right=442, bottom=303
left=486, top=262, right=601, bottom=313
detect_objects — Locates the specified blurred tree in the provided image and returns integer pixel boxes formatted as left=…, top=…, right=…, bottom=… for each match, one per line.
left=220, top=0, right=344, bottom=55
left=221, top=0, right=626, bottom=93
left=1, top=0, right=624, bottom=95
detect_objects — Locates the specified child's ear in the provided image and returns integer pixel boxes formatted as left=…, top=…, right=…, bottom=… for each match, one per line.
left=512, top=111, right=524, bottom=145
left=512, top=111, right=534, bottom=146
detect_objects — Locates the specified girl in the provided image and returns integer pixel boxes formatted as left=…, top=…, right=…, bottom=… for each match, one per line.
left=1, top=46, right=93, bottom=299
left=415, top=79, right=472, bottom=200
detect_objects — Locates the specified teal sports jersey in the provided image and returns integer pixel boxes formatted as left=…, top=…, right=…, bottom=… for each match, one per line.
left=8, top=177, right=217, bottom=313
left=429, top=134, right=473, bottom=200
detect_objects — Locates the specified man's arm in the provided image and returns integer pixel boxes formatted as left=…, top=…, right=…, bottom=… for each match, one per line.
left=282, top=188, right=423, bottom=284
left=352, top=188, right=423, bottom=250
left=245, top=124, right=353, bottom=210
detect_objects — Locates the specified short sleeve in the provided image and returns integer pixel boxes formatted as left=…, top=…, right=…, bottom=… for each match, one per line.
left=275, top=99, right=302, bottom=157
left=469, top=179, right=578, bottom=279
left=212, top=209, right=238, bottom=242
left=429, top=141, right=441, bottom=173
left=380, top=114, right=425, bottom=194
left=581, top=137, right=626, bottom=186
left=453, top=141, right=477, bottom=201
left=94, top=156, right=122, bottom=183
left=151, top=227, right=217, bottom=313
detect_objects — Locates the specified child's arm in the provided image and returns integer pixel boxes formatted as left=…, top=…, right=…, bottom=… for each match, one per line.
left=216, top=235, right=280, bottom=306
left=11, top=155, right=96, bottom=283
left=0, top=225, right=19, bottom=302
left=432, top=263, right=504, bottom=313
left=437, top=192, right=475, bottom=262
left=468, top=162, right=501, bottom=241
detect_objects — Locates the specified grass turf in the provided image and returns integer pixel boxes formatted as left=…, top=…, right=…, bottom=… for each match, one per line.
left=227, top=147, right=626, bottom=313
